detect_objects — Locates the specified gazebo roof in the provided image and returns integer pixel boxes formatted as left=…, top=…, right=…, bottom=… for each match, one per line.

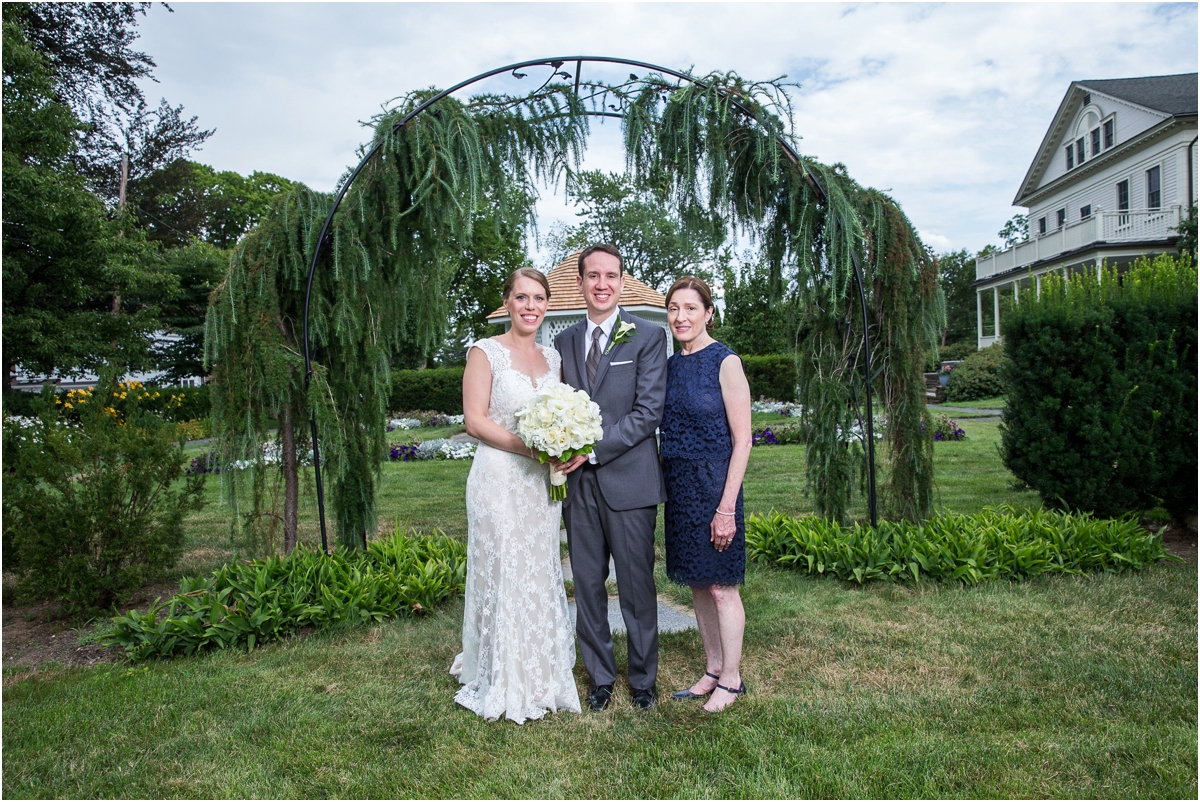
left=486, top=250, right=666, bottom=320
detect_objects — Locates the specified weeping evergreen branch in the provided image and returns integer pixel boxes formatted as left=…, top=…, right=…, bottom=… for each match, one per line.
left=206, top=82, right=587, bottom=549
left=206, top=66, right=945, bottom=547
left=620, top=71, right=941, bottom=522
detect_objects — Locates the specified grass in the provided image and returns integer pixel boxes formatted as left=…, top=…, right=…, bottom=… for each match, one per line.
left=934, top=396, right=1005, bottom=409
left=4, top=418, right=1194, bottom=798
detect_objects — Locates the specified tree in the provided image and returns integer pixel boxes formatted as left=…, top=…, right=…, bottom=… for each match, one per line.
left=7, top=2, right=212, bottom=203
left=714, top=254, right=795, bottom=355
left=543, top=170, right=725, bottom=290
left=153, top=241, right=229, bottom=383
left=2, top=13, right=173, bottom=391
left=936, top=248, right=977, bottom=347
left=1174, top=203, right=1197, bottom=257
left=998, top=214, right=1028, bottom=248
left=127, top=159, right=297, bottom=249
left=441, top=206, right=531, bottom=354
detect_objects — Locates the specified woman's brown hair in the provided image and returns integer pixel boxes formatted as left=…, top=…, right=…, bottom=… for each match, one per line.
left=502, top=267, right=551, bottom=300
left=665, top=276, right=716, bottom=332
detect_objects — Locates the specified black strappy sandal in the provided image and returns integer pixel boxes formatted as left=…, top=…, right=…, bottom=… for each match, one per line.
left=702, top=680, right=748, bottom=714
left=671, top=671, right=720, bottom=700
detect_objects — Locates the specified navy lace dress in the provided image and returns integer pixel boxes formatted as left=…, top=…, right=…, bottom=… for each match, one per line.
left=661, top=341, right=745, bottom=587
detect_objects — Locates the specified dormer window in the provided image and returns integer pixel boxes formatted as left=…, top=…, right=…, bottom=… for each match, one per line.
left=1103, top=118, right=1114, bottom=149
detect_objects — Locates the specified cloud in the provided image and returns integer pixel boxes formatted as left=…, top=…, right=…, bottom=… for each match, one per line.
left=135, top=2, right=1197, bottom=256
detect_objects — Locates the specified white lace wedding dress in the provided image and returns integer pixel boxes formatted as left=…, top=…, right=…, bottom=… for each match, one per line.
left=449, top=338, right=581, bottom=724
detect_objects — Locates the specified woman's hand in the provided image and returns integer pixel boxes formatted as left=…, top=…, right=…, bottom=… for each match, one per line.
left=710, top=509, right=737, bottom=552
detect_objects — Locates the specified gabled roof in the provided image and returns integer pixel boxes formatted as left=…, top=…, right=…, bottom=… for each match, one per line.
left=1013, top=73, right=1198, bottom=206
left=1075, top=74, right=1197, bottom=117
left=486, top=249, right=666, bottom=320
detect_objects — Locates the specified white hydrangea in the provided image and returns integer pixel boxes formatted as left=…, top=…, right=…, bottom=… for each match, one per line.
left=388, top=418, right=423, bottom=430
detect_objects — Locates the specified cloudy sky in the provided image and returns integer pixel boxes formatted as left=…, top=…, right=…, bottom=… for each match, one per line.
left=134, top=1, right=1197, bottom=262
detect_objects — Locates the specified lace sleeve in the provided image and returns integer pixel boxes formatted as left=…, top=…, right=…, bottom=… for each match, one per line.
left=542, top=345, right=562, bottom=375
left=472, top=338, right=509, bottom=373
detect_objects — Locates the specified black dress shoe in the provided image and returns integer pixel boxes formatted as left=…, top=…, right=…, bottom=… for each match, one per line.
left=631, top=684, right=658, bottom=710
left=587, top=684, right=614, bottom=711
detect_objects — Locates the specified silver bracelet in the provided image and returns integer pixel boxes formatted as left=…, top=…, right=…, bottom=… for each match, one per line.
left=714, top=508, right=736, bottom=517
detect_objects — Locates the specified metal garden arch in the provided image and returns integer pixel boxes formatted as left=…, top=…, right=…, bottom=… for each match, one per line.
left=302, top=56, right=879, bottom=551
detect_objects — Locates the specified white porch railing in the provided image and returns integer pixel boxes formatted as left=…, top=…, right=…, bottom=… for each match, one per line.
left=976, top=206, right=1182, bottom=280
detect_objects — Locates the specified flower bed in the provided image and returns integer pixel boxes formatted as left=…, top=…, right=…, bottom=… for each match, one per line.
left=931, top=414, right=966, bottom=442
left=388, top=438, right=475, bottom=461
left=386, top=410, right=465, bottom=432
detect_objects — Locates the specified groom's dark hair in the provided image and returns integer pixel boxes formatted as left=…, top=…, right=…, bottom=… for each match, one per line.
left=577, top=244, right=623, bottom=276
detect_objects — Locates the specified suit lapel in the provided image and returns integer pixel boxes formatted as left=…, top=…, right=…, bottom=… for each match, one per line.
left=590, top=308, right=628, bottom=395
left=567, top=322, right=587, bottom=391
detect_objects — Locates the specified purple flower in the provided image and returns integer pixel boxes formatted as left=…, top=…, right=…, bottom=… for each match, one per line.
left=388, top=441, right=421, bottom=461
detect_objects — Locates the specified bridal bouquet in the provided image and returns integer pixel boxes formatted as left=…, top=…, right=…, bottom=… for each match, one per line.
left=515, top=384, right=604, bottom=501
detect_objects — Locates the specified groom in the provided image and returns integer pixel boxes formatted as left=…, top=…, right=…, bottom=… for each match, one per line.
left=553, top=244, right=668, bottom=711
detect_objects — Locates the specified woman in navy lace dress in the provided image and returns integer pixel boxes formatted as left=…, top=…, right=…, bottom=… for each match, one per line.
left=660, top=277, right=753, bottom=714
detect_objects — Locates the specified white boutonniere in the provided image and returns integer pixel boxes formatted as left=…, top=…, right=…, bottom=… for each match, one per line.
left=606, top=320, right=637, bottom=355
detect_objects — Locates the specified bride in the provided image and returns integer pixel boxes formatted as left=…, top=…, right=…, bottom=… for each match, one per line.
left=450, top=267, right=581, bottom=723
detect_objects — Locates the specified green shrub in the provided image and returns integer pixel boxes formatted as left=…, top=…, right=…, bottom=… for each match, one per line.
left=746, top=506, right=1170, bottom=585
left=945, top=344, right=1007, bottom=401
left=1000, top=254, right=1197, bottom=522
left=740, top=354, right=797, bottom=402
left=938, top=340, right=977, bottom=363
left=101, top=527, right=467, bottom=660
left=174, top=418, right=212, bottom=441
left=389, top=367, right=465, bottom=415
left=2, top=380, right=206, bottom=615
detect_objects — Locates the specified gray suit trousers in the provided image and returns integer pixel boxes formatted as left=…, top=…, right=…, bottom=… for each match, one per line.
left=563, top=465, right=659, bottom=690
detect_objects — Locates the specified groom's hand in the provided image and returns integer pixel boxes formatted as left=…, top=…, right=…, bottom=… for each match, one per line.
left=551, top=454, right=589, bottom=474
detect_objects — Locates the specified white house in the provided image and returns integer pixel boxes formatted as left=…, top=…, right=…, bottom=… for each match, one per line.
left=976, top=73, right=1197, bottom=348
left=486, top=249, right=673, bottom=354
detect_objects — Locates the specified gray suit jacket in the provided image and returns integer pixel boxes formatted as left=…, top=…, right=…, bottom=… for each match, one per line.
left=555, top=309, right=667, bottom=511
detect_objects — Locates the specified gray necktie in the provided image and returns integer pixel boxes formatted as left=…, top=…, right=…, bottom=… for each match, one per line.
left=587, top=326, right=604, bottom=390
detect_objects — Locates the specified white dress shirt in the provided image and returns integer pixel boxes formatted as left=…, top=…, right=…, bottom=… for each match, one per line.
left=583, top=307, right=621, bottom=364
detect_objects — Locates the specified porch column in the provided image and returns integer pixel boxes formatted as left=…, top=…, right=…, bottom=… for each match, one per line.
left=993, top=286, right=1001, bottom=341
left=976, top=289, right=984, bottom=347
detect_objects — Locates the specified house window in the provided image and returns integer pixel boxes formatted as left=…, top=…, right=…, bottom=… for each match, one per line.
left=1116, top=180, right=1129, bottom=211
left=1090, top=129, right=1101, bottom=156
left=1080, top=205, right=1092, bottom=220
left=1056, top=208, right=1066, bottom=228
left=1065, top=145, right=1074, bottom=169
left=1076, top=139, right=1086, bottom=165
left=1037, top=217, right=1047, bottom=235
left=1103, top=119, right=1114, bottom=149
left=1146, top=166, right=1161, bottom=209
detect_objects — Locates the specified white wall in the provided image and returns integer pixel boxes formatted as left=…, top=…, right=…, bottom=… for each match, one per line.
left=1027, top=128, right=1194, bottom=229
left=1038, top=94, right=1166, bottom=189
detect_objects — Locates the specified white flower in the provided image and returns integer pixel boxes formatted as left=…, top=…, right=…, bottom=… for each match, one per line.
left=515, top=384, right=604, bottom=459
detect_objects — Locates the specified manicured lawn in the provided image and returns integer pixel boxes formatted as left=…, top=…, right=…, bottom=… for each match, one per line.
left=936, top=396, right=1005, bottom=409
left=4, top=419, right=1194, bottom=798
